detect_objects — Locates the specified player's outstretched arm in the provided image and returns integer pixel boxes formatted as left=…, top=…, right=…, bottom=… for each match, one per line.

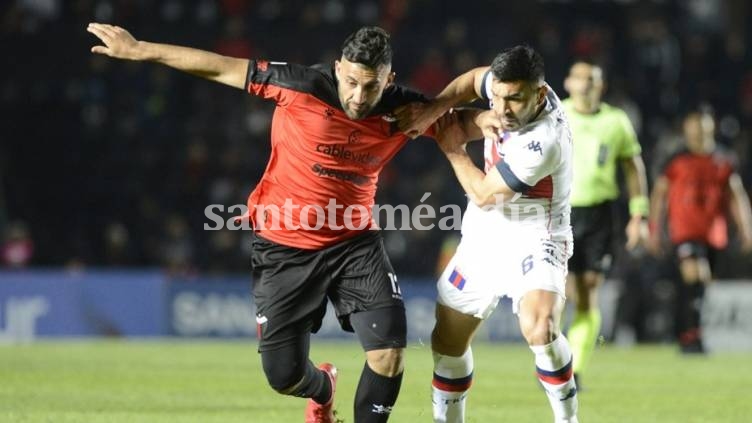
left=87, top=23, right=249, bottom=90
left=396, top=66, right=490, bottom=138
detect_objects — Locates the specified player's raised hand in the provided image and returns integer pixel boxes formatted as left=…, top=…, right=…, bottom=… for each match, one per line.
left=473, top=110, right=503, bottom=141
left=434, top=110, right=467, bottom=154
left=395, top=101, right=442, bottom=139
left=87, top=23, right=145, bottom=60
left=625, top=215, right=649, bottom=250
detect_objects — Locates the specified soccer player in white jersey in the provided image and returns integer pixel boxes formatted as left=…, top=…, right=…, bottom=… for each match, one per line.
left=398, top=46, right=578, bottom=423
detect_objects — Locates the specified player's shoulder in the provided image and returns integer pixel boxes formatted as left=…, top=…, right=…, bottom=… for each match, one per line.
left=711, top=145, right=739, bottom=170
left=371, top=84, right=428, bottom=115
left=249, top=60, right=338, bottom=100
left=513, top=117, right=562, bottom=157
left=598, top=102, right=632, bottom=122
left=660, top=147, right=691, bottom=173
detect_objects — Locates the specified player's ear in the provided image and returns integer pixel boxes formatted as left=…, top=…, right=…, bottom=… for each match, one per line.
left=386, top=71, right=396, bottom=86
left=334, top=60, right=342, bottom=78
left=537, top=84, right=548, bottom=105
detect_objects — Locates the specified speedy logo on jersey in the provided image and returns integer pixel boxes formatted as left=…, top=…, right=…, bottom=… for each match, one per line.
left=311, top=163, right=369, bottom=185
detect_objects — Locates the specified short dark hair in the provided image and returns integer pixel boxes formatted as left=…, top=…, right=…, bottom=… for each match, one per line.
left=490, top=45, right=545, bottom=83
left=341, top=26, right=392, bottom=68
left=570, top=59, right=606, bottom=79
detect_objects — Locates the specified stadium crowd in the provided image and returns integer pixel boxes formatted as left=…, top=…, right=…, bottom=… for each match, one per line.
left=2, top=0, right=751, bottom=294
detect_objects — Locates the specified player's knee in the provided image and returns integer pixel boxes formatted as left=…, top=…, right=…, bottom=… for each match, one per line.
left=261, top=353, right=306, bottom=394
left=581, top=271, right=602, bottom=290
left=680, top=259, right=701, bottom=283
left=431, top=327, right=466, bottom=356
left=521, top=313, right=556, bottom=346
left=365, top=347, right=404, bottom=377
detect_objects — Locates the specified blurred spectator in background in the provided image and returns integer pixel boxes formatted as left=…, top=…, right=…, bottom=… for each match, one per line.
left=1, top=221, right=34, bottom=268
left=648, top=108, right=752, bottom=353
left=408, top=48, right=452, bottom=96
left=1, top=0, right=752, bottom=287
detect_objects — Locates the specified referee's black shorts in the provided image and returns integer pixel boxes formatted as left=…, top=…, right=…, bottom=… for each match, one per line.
left=251, top=230, right=405, bottom=351
left=568, top=201, right=614, bottom=274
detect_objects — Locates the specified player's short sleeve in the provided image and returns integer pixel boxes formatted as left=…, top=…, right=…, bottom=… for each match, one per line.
left=245, top=59, right=304, bottom=106
left=495, top=129, right=559, bottom=193
left=616, top=110, right=641, bottom=158
left=478, top=70, right=494, bottom=101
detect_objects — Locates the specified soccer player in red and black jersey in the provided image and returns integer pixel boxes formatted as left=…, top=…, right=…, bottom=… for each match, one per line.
left=648, top=109, right=752, bottom=354
left=88, top=23, right=429, bottom=422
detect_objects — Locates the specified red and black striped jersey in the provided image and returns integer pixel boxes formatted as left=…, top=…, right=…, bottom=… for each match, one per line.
left=242, top=60, right=427, bottom=249
left=662, top=148, right=735, bottom=248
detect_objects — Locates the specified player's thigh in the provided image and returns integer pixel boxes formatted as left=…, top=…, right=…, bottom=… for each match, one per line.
left=676, top=242, right=712, bottom=283
left=330, top=232, right=406, bottom=341
left=350, top=306, right=406, bottom=351
left=570, top=203, right=614, bottom=275
left=435, top=241, right=504, bottom=320
left=508, top=238, right=571, bottom=314
left=251, top=233, right=330, bottom=352
left=432, top=302, right=483, bottom=356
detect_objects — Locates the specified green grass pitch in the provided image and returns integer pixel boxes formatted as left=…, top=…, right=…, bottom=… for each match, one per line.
left=1, top=340, right=749, bottom=422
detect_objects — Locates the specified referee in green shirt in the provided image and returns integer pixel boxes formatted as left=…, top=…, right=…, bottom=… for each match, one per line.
left=562, top=62, right=649, bottom=388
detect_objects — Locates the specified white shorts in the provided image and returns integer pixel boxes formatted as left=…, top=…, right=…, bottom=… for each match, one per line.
left=437, top=233, right=572, bottom=319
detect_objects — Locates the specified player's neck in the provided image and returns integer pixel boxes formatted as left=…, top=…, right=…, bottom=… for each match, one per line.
left=571, top=97, right=600, bottom=115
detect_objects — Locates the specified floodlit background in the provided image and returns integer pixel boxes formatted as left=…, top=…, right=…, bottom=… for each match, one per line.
left=1, top=1, right=752, bottom=421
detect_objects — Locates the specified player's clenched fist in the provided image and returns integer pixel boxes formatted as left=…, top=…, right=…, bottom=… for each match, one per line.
left=473, top=110, right=503, bottom=142
left=434, top=110, right=467, bottom=154
left=87, top=23, right=144, bottom=60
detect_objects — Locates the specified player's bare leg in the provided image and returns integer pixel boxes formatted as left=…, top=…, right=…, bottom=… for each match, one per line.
left=519, top=289, right=578, bottom=423
left=430, top=303, right=484, bottom=423
left=677, top=257, right=711, bottom=353
left=566, top=271, right=603, bottom=386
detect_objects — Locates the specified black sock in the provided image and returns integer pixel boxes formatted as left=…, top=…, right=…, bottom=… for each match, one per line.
left=261, top=348, right=330, bottom=402
left=678, top=282, right=706, bottom=344
left=310, top=365, right=332, bottom=404
left=687, top=283, right=706, bottom=334
left=300, top=362, right=331, bottom=404
left=354, top=362, right=403, bottom=423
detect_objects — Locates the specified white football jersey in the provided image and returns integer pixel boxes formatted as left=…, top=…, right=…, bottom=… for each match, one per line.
left=461, top=72, right=573, bottom=242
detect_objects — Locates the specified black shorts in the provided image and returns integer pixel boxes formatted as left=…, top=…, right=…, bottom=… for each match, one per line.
left=675, top=241, right=717, bottom=269
left=251, top=230, right=405, bottom=351
left=568, top=202, right=614, bottom=274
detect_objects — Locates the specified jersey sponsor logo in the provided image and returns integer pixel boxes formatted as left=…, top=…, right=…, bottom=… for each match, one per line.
left=348, top=129, right=362, bottom=144
left=315, top=144, right=381, bottom=166
left=526, top=140, right=543, bottom=156
left=311, top=163, right=369, bottom=186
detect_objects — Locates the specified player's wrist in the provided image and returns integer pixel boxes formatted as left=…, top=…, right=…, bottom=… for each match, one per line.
left=629, top=196, right=649, bottom=219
